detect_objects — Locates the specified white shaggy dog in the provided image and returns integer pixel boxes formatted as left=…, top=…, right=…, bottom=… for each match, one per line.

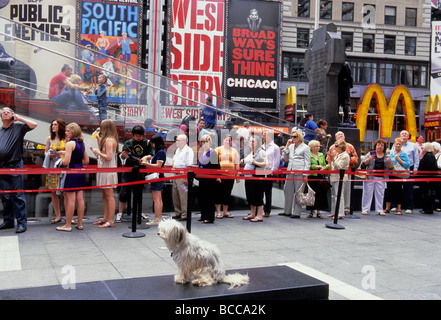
left=157, top=219, right=249, bottom=288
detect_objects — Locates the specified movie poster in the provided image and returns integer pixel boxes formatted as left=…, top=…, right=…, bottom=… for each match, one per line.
left=224, top=0, right=281, bottom=110
left=0, top=0, right=77, bottom=98
left=167, top=0, right=225, bottom=106
left=79, top=0, right=142, bottom=104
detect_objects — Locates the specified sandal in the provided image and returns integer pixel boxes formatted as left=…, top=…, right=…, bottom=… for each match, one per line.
left=75, top=225, right=84, bottom=230
left=216, top=215, right=223, bottom=219
left=98, top=222, right=115, bottom=228
left=395, top=211, right=402, bottom=215
left=223, top=213, right=234, bottom=218
left=317, top=213, right=323, bottom=219
left=93, top=219, right=105, bottom=225
left=250, top=218, right=263, bottom=222
left=307, top=213, right=314, bottom=218
left=51, top=218, right=62, bottom=224
left=242, top=216, right=254, bottom=220
left=201, top=220, right=213, bottom=224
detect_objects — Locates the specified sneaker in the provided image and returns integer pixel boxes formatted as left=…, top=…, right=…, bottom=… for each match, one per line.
left=405, top=209, right=413, bottom=214
left=115, top=213, right=123, bottom=222
left=390, top=208, right=397, bottom=212
left=146, top=218, right=161, bottom=226
left=141, top=213, right=150, bottom=220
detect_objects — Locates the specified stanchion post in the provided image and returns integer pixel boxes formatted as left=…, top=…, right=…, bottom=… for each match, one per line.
left=123, top=165, right=146, bottom=238
left=326, top=169, right=345, bottom=230
left=186, top=171, right=195, bottom=233
left=345, top=167, right=360, bottom=219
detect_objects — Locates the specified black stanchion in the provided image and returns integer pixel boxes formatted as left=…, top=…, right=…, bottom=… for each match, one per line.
left=345, top=167, right=360, bottom=219
left=185, top=171, right=195, bottom=233
left=123, top=166, right=147, bottom=238
left=326, top=169, right=345, bottom=230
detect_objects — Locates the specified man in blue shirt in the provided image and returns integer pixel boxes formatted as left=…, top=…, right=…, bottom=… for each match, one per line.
left=200, top=96, right=223, bottom=129
left=390, top=130, right=419, bottom=214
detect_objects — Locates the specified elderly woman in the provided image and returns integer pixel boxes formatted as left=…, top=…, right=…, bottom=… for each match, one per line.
left=360, top=139, right=393, bottom=216
left=306, top=140, right=328, bottom=219
left=279, top=129, right=310, bottom=219
left=418, top=142, right=438, bottom=214
left=383, top=137, right=410, bottom=215
left=327, top=139, right=349, bottom=219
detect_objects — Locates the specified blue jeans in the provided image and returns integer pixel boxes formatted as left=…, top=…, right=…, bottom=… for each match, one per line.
left=0, top=160, right=27, bottom=227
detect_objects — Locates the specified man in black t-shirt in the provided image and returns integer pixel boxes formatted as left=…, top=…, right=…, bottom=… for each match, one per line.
left=0, top=107, right=37, bottom=233
left=116, top=125, right=154, bottom=222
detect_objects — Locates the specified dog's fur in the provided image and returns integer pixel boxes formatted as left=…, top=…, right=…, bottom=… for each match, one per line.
left=157, top=219, right=249, bottom=288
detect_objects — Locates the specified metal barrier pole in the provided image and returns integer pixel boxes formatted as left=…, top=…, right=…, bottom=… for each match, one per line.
left=326, top=169, right=345, bottom=230
left=185, top=171, right=195, bottom=233
left=123, top=166, right=146, bottom=238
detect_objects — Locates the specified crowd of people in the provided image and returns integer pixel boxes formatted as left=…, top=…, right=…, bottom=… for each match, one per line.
left=2, top=105, right=441, bottom=234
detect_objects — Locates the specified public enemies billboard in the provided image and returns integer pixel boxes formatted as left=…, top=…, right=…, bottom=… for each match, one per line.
left=224, top=0, right=281, bottom=110
left=79, top=0, right=142, bottom=104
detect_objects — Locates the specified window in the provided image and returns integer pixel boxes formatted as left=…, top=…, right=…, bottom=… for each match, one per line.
left=405, top=8, right=417, bottom=27
left=385, top=6, right=396, bottom=25
left=297, top=28, right=310, bottom=48
left=341, top=32, right=353, bottom=52
left=384, top=35, right=395, bottom=54
left=342, top=2, right=354, bottom=21
left=362, top=34, right=375, bottom=53
left=298, top=0, right=310, bottom=18
left=282, top=53, right=307, bottom=82
left=405, top=37, right=416, bottom=56
left=320, top=1, right=332, bottom=20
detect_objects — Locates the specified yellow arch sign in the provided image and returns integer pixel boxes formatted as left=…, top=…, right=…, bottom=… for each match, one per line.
left=356, top=84, right=417, bottom=142
left=425, top=95, right=441, bottom=113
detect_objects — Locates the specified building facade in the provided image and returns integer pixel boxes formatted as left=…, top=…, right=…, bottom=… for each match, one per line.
left=281, top=0, right=432, bottom=152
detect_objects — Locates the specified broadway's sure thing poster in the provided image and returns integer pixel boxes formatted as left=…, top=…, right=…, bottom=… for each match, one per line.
left=431, top=20, right=441, bottom=96
left=78, top=0, right=142, bottom=104
left=167, top=0, right=225, bottom=107
left=224, top=0, right=281, bottom=110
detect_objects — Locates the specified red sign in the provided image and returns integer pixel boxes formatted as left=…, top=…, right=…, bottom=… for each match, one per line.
left=168, top=0, right=225, bottom=106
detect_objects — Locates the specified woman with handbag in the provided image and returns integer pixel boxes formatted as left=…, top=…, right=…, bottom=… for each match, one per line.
left=360, top=139, right=392, bottom=216
left=383, top=137, right=409, bottom=215
left=306, top=140, right=328, bottom=219
left=44, top=119, right=66, bottom=224
left=327, top=139, right=350, bottom=219
left=140, top=134, right=167, bottom=225
left=280, top=129, right=310, bottom=219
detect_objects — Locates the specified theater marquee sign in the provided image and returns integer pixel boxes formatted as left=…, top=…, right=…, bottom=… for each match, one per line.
left=166, top=0, right=282, bottom=111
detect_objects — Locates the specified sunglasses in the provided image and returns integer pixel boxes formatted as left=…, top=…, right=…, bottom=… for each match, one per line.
left=291, top=135, right=298, bottom=138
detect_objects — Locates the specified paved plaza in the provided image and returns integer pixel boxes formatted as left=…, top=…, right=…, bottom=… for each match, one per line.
left=1, top=203, right=441, bottom=300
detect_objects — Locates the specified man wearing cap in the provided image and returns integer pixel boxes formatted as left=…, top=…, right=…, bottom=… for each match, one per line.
left=200, top=96, right=224, bottom=129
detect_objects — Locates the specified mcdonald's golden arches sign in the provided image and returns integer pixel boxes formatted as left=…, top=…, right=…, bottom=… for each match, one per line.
left=356, top=84, right=417, bottom=142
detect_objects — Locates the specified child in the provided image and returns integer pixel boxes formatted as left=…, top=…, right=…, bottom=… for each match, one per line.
left=95, top=74, right=108, bottom=121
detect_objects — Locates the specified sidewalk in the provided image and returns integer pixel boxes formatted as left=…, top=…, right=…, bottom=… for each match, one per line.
left=1, top=209, right=441, bottom=300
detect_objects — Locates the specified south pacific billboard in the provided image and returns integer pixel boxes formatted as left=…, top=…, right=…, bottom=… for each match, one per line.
left=78, top=0, right=143, bottom=104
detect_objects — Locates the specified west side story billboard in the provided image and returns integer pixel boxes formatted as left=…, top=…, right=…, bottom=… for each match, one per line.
left=166, top=0, right=281, bottom=111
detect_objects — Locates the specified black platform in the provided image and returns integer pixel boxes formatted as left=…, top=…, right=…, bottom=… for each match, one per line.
left=0, top=266, right=328, bottom=300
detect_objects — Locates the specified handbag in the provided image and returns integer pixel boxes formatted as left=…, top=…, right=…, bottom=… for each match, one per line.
left=145, top=172, right=159, bottom=181
left=295, top=181, right=316, bottom=206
